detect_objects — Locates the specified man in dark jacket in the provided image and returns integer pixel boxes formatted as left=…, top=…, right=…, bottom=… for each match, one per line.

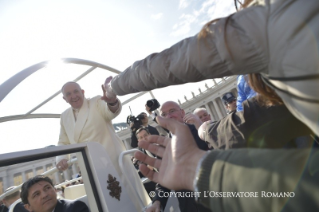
left=20, top=175, right=89, bottom=212
left=147, top=101, right=210, bottom=212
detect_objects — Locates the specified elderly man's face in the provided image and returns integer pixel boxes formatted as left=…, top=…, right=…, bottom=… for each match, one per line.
left=195, top=110, right=211, bottom=122
left=24, top=181, right=57, bottom=212
left=62, top=82, right=85, bottom=109
left=160, top=101, right=185, bottom=123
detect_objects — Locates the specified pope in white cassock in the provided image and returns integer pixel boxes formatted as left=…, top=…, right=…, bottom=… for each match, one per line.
left=56, top=76, right=150, bottom=211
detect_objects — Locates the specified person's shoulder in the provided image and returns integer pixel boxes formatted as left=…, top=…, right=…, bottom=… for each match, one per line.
left=237, top=75, right=244, bottom=80
left=61, top=199, right=86, bottom=205
left=12, top=202, right=28, bottom=212
left=72, top=199, right=88, bottom=206
left=57, top=199, right=69, bottom=205
left=86, top=96, right=104, bottom=107
left=148, top=125, right=158, bottom=131
left=70, top=199, right=89, bottom=211
left=61, top=107, right=72, bottom=116
left=0, top=205, right=8, bottom=212
left=58, top=199, right=88, bottom=207
left=88, top=96, right=101, bottom=102
left=237, top=75, right=245, bottom=85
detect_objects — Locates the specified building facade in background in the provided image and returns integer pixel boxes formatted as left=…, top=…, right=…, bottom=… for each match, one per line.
left=0, top=155, right=80, bottom=195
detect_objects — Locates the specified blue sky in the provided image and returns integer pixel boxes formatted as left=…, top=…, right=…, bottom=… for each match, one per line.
left=0, top=0, right=235, bottom=154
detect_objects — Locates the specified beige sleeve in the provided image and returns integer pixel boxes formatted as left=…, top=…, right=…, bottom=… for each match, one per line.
left=95, top=96, right=122, bottom=121
left=56, top=117, right=71, bottom=164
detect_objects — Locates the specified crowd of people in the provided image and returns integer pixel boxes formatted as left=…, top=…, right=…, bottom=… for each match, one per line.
left=109, top=0, right=319, bottom=211
left=1, top=0, right=319, bottom=211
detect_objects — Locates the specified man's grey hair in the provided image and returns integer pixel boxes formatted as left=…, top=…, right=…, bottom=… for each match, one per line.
left=159, top=101, right=181, bottom=112
left=193, top=107, right=207, bottom=114
left=61, top=81, right=82, bottom=94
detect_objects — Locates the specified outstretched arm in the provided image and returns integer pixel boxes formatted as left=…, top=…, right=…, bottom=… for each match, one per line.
left=111, top=6, right=269, bottom=96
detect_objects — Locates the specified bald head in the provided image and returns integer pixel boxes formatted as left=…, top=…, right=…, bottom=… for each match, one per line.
left=193, top=108, right=211, bottom=122
left=61, top=82, right=85, bottom=109
left=160, top=101, right=180, bottom=110
left=160, top=101, right=185, bottom=123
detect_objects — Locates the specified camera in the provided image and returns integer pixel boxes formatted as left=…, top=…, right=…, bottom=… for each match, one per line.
left=131, top=157, right=141, bottom=170
left=126, top=113, right=145, bottom=131
left=146, top=99, right=160, bottom=112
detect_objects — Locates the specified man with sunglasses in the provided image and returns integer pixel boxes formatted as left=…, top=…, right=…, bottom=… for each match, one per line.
left=222, top=92, right=237, bottom=114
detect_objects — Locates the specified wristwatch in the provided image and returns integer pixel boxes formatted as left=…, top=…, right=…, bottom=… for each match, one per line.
left=107, top=98, right=118, bottom=106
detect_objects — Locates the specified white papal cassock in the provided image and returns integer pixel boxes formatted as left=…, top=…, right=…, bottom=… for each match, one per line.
left=56, top=96, right=151, bottom=211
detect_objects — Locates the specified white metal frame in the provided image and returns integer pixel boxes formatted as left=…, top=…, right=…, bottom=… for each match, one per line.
left=0, top=58, right=155, bottom=123
left=0, top=158, right=78, bottom=200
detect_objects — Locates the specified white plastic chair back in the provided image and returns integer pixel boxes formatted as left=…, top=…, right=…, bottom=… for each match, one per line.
left=64, top=184, right=86, bottom=200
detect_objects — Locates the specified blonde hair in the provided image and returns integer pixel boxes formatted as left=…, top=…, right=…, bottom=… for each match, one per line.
left=199, top=0, right=254, bottom=38
left=248, top=74, right=283, bottom=106
left=236, top=0, right=254, bottom=10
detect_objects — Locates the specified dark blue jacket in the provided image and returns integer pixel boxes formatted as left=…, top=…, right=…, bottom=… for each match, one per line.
left=53, top=199, right=89, bottom=212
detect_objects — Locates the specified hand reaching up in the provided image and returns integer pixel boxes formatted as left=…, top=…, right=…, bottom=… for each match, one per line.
left=183, top=113, right=203, bottom=129
left=134, top=116, right=207, bottom=191
left=101, top=76, right=117, bottom=103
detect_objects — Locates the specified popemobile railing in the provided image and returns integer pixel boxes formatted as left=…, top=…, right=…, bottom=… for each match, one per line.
left=0, top=154, right=150, bottom=200
left=0, top=158, right=78, bottom=200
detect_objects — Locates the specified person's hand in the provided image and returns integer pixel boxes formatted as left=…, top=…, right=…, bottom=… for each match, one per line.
left=183, top=113, right=203, bottom=129
left=101, top=76, right=117, bottom=103
left=134, top=116, right=207, bottom=191
left=183, top=113, right=200, bottom=124
left=146, top=201, right=161, bottom=212
left=56, top=159, right=69, bottom=171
